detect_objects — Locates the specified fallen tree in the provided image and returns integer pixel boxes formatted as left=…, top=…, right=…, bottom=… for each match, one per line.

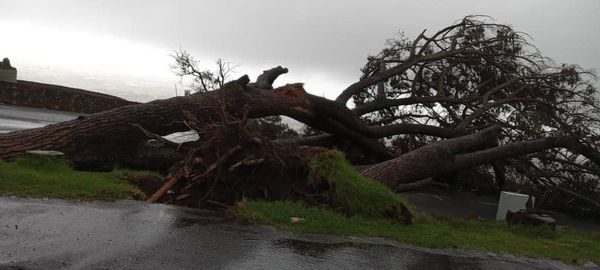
left=1, top=16, right=599, bottom=207
left=1, top=73, right=598, bottom=196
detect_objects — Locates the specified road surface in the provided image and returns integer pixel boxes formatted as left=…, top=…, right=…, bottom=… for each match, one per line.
left=0, top=104, right=80, bottom=133
left=0, top=197, right=578, bottom=270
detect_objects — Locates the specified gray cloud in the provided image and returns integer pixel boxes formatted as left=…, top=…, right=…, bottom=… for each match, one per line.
left=2, top=0, right=599, bottom=99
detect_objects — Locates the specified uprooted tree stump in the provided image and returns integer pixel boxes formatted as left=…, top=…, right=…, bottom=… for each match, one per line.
left=136, top=107, right=414, bottom=224
left=138, top=109, right=325, bottom=208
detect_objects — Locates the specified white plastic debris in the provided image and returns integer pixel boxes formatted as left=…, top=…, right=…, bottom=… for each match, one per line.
left=290, top=217, right=305, bottom=224
left=496, top=191, right=534, bottom=220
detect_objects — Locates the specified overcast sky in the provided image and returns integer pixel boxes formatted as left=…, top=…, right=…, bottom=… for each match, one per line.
left=1, top=0, right=599, bottom=102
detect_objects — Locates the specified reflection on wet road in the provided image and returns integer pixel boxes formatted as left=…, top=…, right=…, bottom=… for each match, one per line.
left=0, top=197, right=575, bottom=270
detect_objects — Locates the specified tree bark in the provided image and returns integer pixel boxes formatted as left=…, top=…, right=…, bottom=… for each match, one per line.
left=250, top=66, right=288, bottom=89
left=361, top=125, right=502, bottom=189
left=361, top=128, right=600, bottom=190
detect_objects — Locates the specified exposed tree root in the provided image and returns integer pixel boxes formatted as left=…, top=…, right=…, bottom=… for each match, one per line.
left=138, top=109, right=331, bottom=209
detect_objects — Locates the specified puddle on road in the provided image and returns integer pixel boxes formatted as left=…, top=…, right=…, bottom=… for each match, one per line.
left=172, top=216, right=221, bottom=228
left=274, top=238, right=386, bottom=258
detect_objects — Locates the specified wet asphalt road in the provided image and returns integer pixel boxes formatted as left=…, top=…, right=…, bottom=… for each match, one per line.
left=0, top=104, right=80, bottom=133
left=0, top=197, right=579, bottom=270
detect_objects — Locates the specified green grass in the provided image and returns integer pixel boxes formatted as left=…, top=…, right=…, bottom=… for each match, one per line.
left=0, top=156, right=157, bottom=200
left=309, top=150, right=414, bottom=218
left=232, top=150, right=600, bottom=264
left=234, top=200, right=600, bottom=265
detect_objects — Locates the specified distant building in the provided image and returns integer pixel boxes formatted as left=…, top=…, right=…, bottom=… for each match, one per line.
left=0, top=58, right=17, bottom=83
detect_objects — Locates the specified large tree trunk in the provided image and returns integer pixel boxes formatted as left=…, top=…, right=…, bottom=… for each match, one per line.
left=0, top=78, right=308, bottom=162
left=362, top=127, right=600, bottom=190
left=361, top=125, right=502, bottom=189
left=0, top=75, right=395, bottom=162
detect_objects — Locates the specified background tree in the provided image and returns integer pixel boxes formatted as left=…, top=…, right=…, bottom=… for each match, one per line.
left=171, top=50, right=237, bottom=93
